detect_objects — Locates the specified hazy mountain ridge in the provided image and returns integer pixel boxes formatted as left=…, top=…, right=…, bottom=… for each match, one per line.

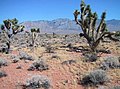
left=21, top=18, right=81, bottom=34
left=13, top=18, right=120, bottom=34
left=106, top=19, right=120, bottom=31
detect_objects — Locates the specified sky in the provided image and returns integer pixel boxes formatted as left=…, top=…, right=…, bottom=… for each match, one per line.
left=0, top=0, right=120, bottom=23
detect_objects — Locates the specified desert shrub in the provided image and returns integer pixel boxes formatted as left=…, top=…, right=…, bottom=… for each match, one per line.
left=83, top=52, right=98, bottom=62
left=0, top=70, right=7, bottom=78
left=24, top=75, right=51, bottom=89
left=28, top=59, right=49, bottom=71
left=45, top=45, right=54, bottom=53
left=0, top=58, right=8, bottom=67
left=66, top=43, right=73, bottom=48
left=118, top=57, right=120, bottom=62
left=11, top=55, right=20, bottom=63
left=0, top=43, right=8, bottom=54
left=51, top=55, right=60, bottom=60
left=80, top=69, right=109, bottom=86
left=115, top=31, right=120, bottom=37
left=97, top=49, right=111, bottom=54
left=19, top=51, right=33, bottom=61
left=100, top=56, right=120, bottom=70
left=110, top=85, right=120, bottom=89
left=66, top=43, right=80, bottom=52
left=62, top=59, right=76, bottom=65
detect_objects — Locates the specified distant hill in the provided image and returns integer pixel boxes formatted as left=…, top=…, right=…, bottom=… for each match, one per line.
left=106, top=19, right=120, bottom=31
left=10, top=18, right=120, bottom=34
left=21, top=18, right=81, bottom=34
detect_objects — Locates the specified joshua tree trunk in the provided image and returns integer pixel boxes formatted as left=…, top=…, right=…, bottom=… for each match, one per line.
left=6, top=42, right=10, bottom=54
left=32, top=32, right=35, bottom=47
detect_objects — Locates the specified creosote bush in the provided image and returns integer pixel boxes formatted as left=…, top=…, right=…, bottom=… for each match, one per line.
left=110, top=85, right=120, bottom=89
left=11, top=55, right=20, bottom=63
left=51, top=55, right=60, bottom=60
left=0, top=70, right=7, bottom=78
left=80, top=69, right=109, bottom=86
left=83, top=52, right=98, bottom=62
left=28, top=59, right=49, bottom=71
left=100, top=56, right=120, bottom=70
left=62, top=59, right=76, bottom=65
left=0, top=58, right=8, bottom=67
left=45, top=45, right=54, bottom=53
left=19, top=51, right=33, bottom=61
left=115, top=31, right=120, bottom=37
left=24, top=75, right=51, bottom=89
left=0, top=43, right=8, bottom=54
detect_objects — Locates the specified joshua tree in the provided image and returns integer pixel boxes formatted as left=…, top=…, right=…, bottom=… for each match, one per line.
left=30, top=28, right=40, bottom=47
left=52, top=32, right=56, bottom=38
left=0, top=18, right=24, bottom=53
left=74, top=0, right=113, bottom=52
left=24, top=31, right=30, bottom=46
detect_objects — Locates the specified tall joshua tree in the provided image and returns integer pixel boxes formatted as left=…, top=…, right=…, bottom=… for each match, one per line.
left=74, top=0, right=112, bottom=52
left=30, top=28, right=40, bottom=47
left=0, top=18, right=24, bottom=53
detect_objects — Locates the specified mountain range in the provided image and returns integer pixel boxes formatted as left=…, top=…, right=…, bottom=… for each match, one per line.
left=21, top=18, right=120, bottom=34
left=2, top=18, right=120, bottom=34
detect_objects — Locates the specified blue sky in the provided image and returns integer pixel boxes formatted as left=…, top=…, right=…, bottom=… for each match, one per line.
left=0, top=0, right=120, bottom=23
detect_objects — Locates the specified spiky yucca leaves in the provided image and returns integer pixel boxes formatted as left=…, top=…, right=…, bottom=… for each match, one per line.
left=74, top=0, right=112, bottom=52
left=30, top=28, right=40, bottom=47
left=0, top=18, right=24, bottom=53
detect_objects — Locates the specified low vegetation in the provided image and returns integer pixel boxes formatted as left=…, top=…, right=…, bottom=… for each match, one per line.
left=24, top=75, right=51, bottom=89
left=110, top=85, right=120, bottom=89
left=28, top=59, right=49, bottom=71
left=80, top=69, right=109, bottom=86
left=100, top=56, right=120, bottom=70
left=0, top=58, right=8, bottom=67
left=19, top=51, right=33, bottom=60
left=0, top=70, right=7, bottom=78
